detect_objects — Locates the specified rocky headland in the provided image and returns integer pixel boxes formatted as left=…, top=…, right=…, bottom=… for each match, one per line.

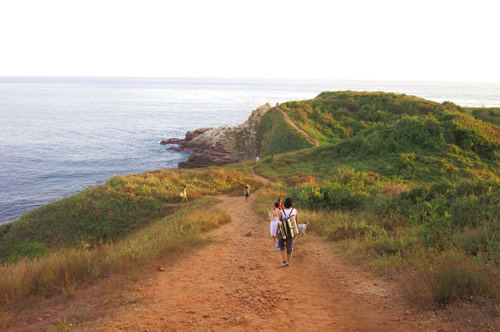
left=161, top=103, right=272, bottom=168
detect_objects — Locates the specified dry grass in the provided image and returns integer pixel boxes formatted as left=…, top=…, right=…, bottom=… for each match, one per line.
left=0, top=197, right=228, bottom=313
left=383, top=182, right=410, bottom=196
left=0, top=311, right=12, bottom=331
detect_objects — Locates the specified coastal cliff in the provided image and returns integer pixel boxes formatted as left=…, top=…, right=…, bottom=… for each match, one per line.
left=161, top=103, right=272, bottom=168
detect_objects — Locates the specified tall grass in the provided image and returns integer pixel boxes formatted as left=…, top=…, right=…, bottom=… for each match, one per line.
left=253, top=164, right=499, bottom=307
left=0, top=197, right=229, bottom=311
left=293, top=204, right=500, bottom=305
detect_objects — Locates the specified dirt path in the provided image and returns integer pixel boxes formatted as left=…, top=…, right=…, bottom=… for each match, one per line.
left=81, top=178, right=448, bottom=331
left=6, top=171, right=451, bottom=331
left=277, top=107, right=320, bottom=147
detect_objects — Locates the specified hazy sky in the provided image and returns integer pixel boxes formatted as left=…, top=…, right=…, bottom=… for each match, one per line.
left=1, top=0, right=499, bottom=81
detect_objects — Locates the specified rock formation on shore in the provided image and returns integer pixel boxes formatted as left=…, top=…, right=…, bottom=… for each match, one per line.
left=161, top=103, right=272, bottom=168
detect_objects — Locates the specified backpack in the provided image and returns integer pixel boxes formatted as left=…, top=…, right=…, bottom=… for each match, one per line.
left=279, top=209, right=299, bottom=239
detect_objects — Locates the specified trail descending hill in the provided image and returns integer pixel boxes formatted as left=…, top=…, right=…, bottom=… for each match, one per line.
left=86, top=182, right=448, bottom=331
left=277, top=106, right=320, bottom=147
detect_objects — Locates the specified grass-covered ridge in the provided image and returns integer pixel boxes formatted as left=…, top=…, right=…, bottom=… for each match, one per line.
left=255, top=91, right=499, bottom=307
left=281, top=91, right=498, bottom=151
left=254, top=108, right=314, bottom=157
left=0, top=168, right=261, bottom=264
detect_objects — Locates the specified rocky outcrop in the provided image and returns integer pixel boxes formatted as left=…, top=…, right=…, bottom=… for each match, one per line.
left=161, top=103, right=272, bottom=168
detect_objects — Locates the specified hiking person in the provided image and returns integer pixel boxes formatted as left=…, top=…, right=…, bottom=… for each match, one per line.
left=180, top=185, right=188, bottom=202
left=278, top=197, right=298, bottom=267
left=270, top=201, right=282, bottom=252
left=277, top=197, right=284, bottom=210
left=244, top=184, right=250, bottom=202
left=275, top=197, right=285, bottom=249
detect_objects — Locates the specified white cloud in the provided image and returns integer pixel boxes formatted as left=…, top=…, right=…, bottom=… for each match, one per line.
left=0, top=0, right=498, bottom=81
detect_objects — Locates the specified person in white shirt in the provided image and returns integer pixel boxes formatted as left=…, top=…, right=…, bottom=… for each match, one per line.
left=278, top=197, right=298, bottom=267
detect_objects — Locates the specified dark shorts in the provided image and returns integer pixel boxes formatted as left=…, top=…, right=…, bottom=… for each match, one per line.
left=277, top=231, right=294, bottom=254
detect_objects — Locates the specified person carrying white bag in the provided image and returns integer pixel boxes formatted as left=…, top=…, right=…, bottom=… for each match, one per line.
left=277, top=197, right=299, bottom=267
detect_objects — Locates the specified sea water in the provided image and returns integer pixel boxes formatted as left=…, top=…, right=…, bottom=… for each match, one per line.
left=1, top=77, right=499, bottom=223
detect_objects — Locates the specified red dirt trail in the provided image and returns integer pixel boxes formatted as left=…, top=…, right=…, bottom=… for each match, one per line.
left=89, top=173, right=446, bottom=331
left=7, top=172, right=452, bottom=331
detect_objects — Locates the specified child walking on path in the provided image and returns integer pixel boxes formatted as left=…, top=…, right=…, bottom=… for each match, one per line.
left=244, top=184, right=250, bottom=202
left=180, top=185, right=188, bottom=202
left=270, top=202, right=282, bottom=251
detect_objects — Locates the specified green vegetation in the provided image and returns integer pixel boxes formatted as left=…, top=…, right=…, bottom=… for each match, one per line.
left=465, top=106, right=500, bottom=126
left=1, top=90, right=498, bottom=312
left=0, top=197, right=230, bottom=310
left=0, top=168, right=260, bottom=264
left=255, top=108, right=314, bottom=157
left=0, top=165, right=262, bottom=310
left=255, top=91, right=499, bottom=306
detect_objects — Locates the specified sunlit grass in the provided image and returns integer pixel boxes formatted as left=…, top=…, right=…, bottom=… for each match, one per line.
left=0, top=197, right=229, bottom=311
left=0, top=168, right=261, bottom=264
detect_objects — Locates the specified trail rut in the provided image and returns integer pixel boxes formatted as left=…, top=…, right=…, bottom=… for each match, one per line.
left=277, top=107, right=320, bottom=147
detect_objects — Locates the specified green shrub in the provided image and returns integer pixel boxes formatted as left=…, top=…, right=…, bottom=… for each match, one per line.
left=8, top=242, right=49, bottom=263
left=292, top=184, right=366, bottom=211
left=454, top=226, right=499, bottom=261
left=415, top=200, right=452, bottom=250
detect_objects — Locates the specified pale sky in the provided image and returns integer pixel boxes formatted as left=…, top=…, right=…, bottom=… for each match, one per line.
left=0, top=0, right=499, bottom=81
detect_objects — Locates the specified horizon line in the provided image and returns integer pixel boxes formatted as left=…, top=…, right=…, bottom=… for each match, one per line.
left=1, top=75, right=499, bottom=84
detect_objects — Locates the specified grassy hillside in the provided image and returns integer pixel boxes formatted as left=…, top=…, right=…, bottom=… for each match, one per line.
left=0, top=197, right=230, bottom=310
left=1, top=90, right=498, bottom=311
left=0, top=168, right=261, bottom=264
left=465, top=106, right=500, bottom=126
left=255, top=108, right=314, bottom=157
left=255, top=91, right=499, bottom=306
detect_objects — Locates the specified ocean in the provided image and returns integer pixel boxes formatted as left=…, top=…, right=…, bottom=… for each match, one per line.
left=1, top=77, right=499, bottom=223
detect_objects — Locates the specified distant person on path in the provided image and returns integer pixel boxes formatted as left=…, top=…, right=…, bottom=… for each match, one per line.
left=256, top=156, right=260, bottom=162
left=180, top=185, right=188, bottom=202
left=244, top=184, right=250, bottom=202
left=270, top=201, right=282, bottom=251
left=278, top=197, right=298, bottom=267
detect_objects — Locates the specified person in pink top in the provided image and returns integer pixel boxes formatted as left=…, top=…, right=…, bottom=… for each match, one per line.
left=269, top=201, right=282, bottom=252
